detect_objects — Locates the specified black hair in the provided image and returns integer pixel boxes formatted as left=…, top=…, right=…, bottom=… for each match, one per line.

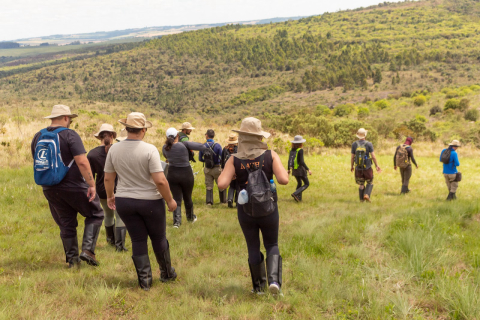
left=126, top=127, right=143, bottom=134
left=206, top=129, right=215, bottom=139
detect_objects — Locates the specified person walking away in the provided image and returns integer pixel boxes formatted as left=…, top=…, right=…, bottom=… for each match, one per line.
left=199, top=129, right=226, bottom=205
left=178, top=122, right=197, bottom=163
left=32, top=105, right=104, bottom=268
left=104, top=112, right=178, bottom=291
left=162, top=128, right=207, bottom=228
left=394, top=136, right=418, bottom=194
left=87, top=124, right=128, bottom=252
left=440, top=140, right=461, bottom=200
left=351, top=128, right=381, bottom=202
left=218, top=117, right=289, bottom=296
left=287, top=135, right=312, bottom=202
left=222, top=134, right=239, bottom=208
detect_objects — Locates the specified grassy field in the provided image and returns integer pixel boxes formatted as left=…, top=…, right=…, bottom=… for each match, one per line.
left=2, top=153, right=480, bottom=319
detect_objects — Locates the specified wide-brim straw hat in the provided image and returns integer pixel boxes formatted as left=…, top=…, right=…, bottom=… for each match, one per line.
left=179, top=122, right=195, bottom=130
left=118, top=112, right=152, bottom=129
left=116, top=129, right=127, bottom=142
left=44, top=105, right=78, bottom=119
left=232, top=117, right=271, bottom=138
left=449, top=139, right=461, bottom=147
left=291, top=135, right=306, bottom=144
left=94, top=123, right=117, bottom=140
left=356, top=128, right=368, bottom=139
left=225, top=133, right=238, bottom=144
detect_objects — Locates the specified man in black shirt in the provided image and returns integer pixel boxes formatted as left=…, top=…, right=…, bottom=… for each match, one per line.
left=350, top=128, right=381, bottom=202
left=31, top=105, right=104, bottom=268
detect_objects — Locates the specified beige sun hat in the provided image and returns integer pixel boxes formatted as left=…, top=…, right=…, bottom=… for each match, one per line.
left=44, top=105, right=78, bottom=119
left=225, top=133, right=238, bottom=144
left=449, top=140, right=461, bottom=147
left=356, top=128, right=368, bottom=139
left=94, top=123, right=117, bottom=140
left=232, top=117, right=271, bottom=138
left=116, top=129, right=127, bottom=142
left=179, top=122, right=195, bottom=130
left=118, top=112, right=152, bottom=129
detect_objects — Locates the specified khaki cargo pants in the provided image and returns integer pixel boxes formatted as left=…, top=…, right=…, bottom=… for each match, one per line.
left=444, top=174, right=459, bottom=193
left=204, top=166, right=224, bottom=191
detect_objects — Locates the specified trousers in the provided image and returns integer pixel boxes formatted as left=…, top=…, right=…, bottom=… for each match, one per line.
left=167, top=166, right=194, bottom=213
left=400, top=165, right=412, bottom=187
left=444, top=174, right=459, bottom=193
left=99, top=198, right=125, bottom=227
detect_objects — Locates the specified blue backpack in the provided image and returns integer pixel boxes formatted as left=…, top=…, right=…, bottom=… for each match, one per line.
left=34, top=127, right=74, bottom=186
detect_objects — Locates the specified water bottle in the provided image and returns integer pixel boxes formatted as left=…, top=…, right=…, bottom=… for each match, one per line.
left=238, top=189, right=249, bottom=204
left=269, top=179, right=277, bottom=193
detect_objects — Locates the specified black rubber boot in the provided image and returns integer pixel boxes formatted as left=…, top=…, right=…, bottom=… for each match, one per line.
left=115, top=227, right=128, bottom=252
left=227, top=187, right=235, bottom=208
left=186, top=207, right=197, bottom=223
left=248, top=253, right=267, bottom=294
left=79, top=224, right=101, bottom=266
left=453, top=193, right=457, bottom=200
left=266, top=255, right=282, bottom=295
left=132, top=254, right=153, bottom=291
left=61, top=237, right=80, bottom=268
left=400, top=186, right=407, bottom=195
left=105, top=225, right=115, bottom=247
left=219, top=190, right=227, bottom=204
left=359, top=188, right=365, bottom=202
left=173, top=207, right=182, bottom=227
left=154, top=241, right=177, bottom=282
left=206, top=189, right=214, bottom=205
left=364, top=184, right=374, bottom=202
left=447, top=192, right=456, bottom=201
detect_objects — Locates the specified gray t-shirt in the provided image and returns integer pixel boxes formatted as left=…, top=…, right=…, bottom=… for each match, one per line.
left=162, top=141, right=206, bottom=168
left=351, top=140, right=374, bottom=170
left=104, top=140, right=163, bottom=200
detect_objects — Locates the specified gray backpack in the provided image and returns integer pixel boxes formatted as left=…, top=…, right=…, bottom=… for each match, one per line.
left=239, top=154, right=276, bottom=217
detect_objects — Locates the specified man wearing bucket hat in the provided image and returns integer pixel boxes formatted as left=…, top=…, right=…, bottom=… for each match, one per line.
left=31, top=105, right=104, bottom=268
left=199, top=129, right=226, bottom=205
left=104, top=112, right=178, bottom=290
left=440, top=140, right=461, bottom=200
left=221, top=134, right=239, bottom=208
left=351, top=128, right=381, bottom=202
left=288, top=135, right=312, bottom=202
left=88, top=124, right=128, bottom=252
left=178, top=122, right=197, bottom=163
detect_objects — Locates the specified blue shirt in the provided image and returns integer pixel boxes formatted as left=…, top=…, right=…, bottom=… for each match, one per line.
left=440, top=148, right=460, bottom=174
left=199, top=139, right=222, bottom=165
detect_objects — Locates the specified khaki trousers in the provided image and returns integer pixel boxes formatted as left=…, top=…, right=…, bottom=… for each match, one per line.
left=444, top=174, right=459, bottom=193
left=204, top=166, right=224, bottom=191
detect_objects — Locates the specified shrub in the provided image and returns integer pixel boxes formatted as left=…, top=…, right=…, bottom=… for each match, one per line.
left=373, top=99, right=390, bottom=110
left=357, top=107, right=370, bottom=119
left=333, top=103, right=355, bottom=117
left=459, top=98, right=470, bottom=111
left=430, top=106, right=442, bottom=116
left=414, top=95, right=427, bottom=106
left=444, top=99, right=460, bottom=111
left=393, top=124, right=414, bottom=139
left=465, top=109, right=479, bottom=122
left=333, top=119, right=378, bottom=147
left=315, top=105, right=332, bottom=116
left=445, top=90, right=459, bottom=99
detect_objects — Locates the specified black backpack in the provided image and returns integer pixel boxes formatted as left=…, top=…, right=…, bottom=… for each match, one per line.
left=441, top=148, right=452, bottom=164
left=240, top=154, right=276, bottom=217
left=203, top=143, right=218, bottom=169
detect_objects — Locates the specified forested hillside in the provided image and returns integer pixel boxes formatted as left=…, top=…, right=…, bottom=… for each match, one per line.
left=2, top=0, right=480, bottom=147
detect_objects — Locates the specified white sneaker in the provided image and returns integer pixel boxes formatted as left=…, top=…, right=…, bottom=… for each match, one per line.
left=269, top=282, right=280, bottom=295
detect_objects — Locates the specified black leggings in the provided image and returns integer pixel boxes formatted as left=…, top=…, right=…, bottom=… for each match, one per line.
left=167, top=166, right=194, bottom=213
left=237, top=204, right=280, bottom=265
left=115, top=197, right=167, bottom=256
left=295, top=175, right=310, bottom=193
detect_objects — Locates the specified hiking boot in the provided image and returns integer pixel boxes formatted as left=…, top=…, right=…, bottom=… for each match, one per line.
left=105, top=225, right=115, bottom=247
left=219, top=190, right=227, bottom=204
left=364, top=184, right=373, bottom=202
left=447, top=192, right=456, bottom=201
left=79, top=224, right=101, bottom=266
left=291, top=193, right=300, bottom=202
left=249, top=253, right=267, bottom=294
left=206, top=190, right=214, bottom=206
left=132, top=254, right=153, bottom=291
left=154, top=241, right=177, bottom=282
left=173, top=207, right=182, bottom=227
left=359, top=188, right=365, bottom=202
left=400, top=186, right=407, bottom=195
left=453, top=193, right=457, bottom=200
left=115, top=227, right=128, bottom=252
left=266, top=254, right=282, bottom=296
left=61, top=237, right=80, bottom=268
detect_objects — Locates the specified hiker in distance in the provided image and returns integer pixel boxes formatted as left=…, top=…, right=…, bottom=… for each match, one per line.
left=440, top=140, right=461, bottom=201
left=32, top=105, right=104, bottom=268
left=104, top=112, right=178, bottom=290
left=199, top=129, right=226, bottom=205
left=87, top=124, right=128, bottom=252
left=394, top=136, right=418, bottom=195
left=218, top=117, right=289, bottom=296
left=287, top=135, right=312, bottom=202
left=221, top=133, right=239, bottom=208
left=162, top=127, right=207, bottom=227
left=351, top=128, right=381, bottom=202
left=178, top=122, right=197, bottom=163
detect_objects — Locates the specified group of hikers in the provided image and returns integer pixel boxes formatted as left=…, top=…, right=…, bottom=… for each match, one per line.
left=31, top=104, right=462, bottom=294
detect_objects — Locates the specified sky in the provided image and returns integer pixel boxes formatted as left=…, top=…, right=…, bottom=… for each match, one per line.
left=0, top=0, right=405, bottom=41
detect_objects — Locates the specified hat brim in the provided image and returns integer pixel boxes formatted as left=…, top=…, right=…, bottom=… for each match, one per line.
left=232, top=129, right=271, bottom=139
left=356, top=134, right=367, bottom=139
left=118, top=119, right=153, bottom=128
left=94, top=130, right=117, bottom=140
left=226, top=139, right=239, bottom=144
left=44, top=114, right=78, bottom=119
left=449, top=143, right=461, bottom=147
left=116, top=137, right=127, bottom=142
left=291, top=139, right=306, bottom=143
left=179, top=127, right=195, bottom=130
